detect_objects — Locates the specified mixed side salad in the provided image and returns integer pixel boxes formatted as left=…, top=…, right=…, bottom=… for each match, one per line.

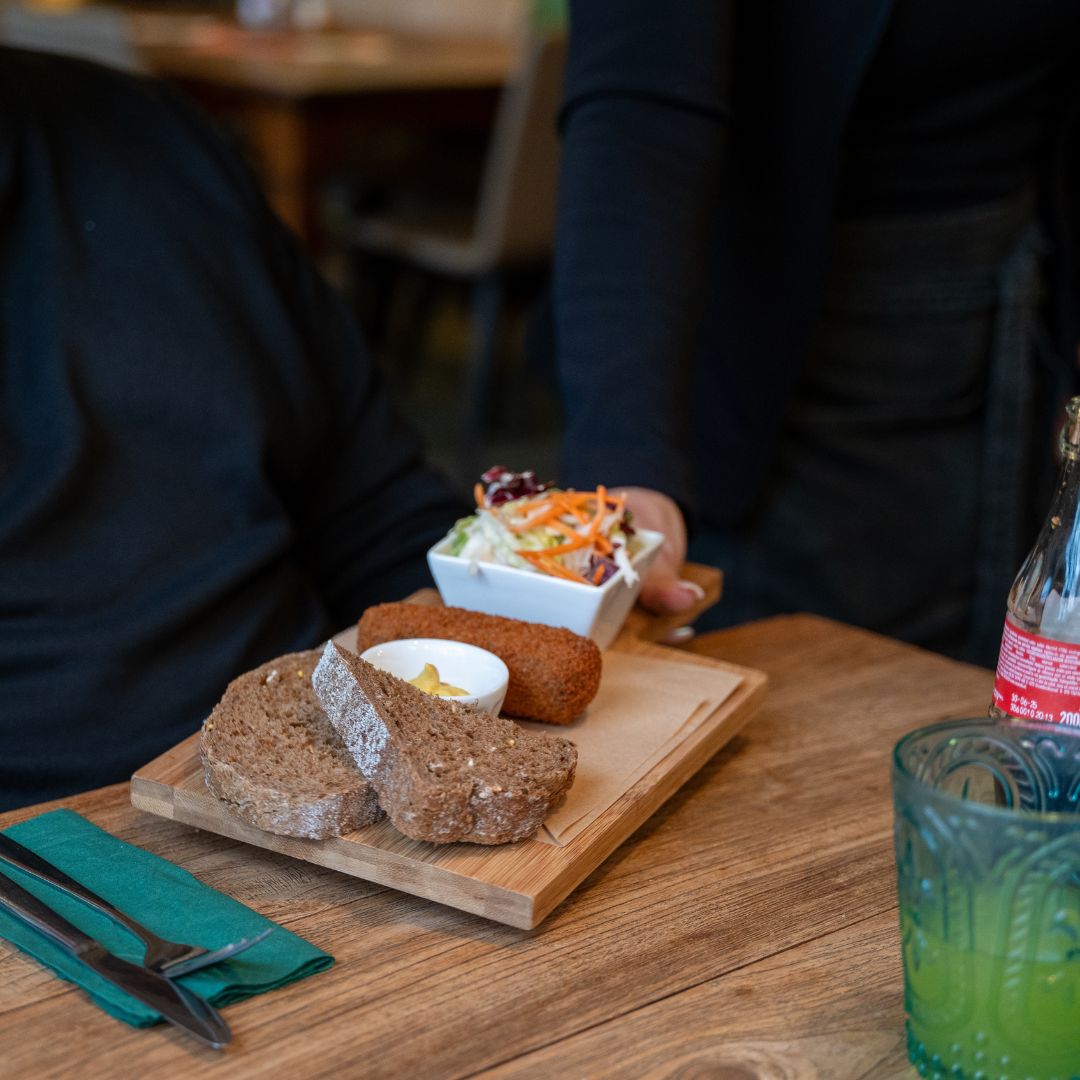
left=446, top=466, right=642, bottom=587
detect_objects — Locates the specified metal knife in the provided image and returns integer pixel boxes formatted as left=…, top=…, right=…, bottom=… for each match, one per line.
left=0, top=832, right=271, bottom=977
left=0, top=870, right=231, bottom=1049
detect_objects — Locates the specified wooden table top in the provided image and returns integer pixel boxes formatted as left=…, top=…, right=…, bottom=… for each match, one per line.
left=0, top=614, right=994, bottom=1077
left=130, top=13, right=518, bottom=98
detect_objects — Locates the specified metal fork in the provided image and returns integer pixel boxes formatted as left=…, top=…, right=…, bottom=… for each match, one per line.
left=0, top=833, right=272, bottom=977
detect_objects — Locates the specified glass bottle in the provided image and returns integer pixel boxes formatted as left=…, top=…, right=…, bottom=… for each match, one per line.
left=991, top=396, right=1080, bottom=723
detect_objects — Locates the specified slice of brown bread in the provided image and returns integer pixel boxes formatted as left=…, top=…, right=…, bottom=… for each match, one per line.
left=356, top=602, right=602, bottom=725
left=200, top=649, right=384, bottom=839
left=312, top=642, right=577, bottom=845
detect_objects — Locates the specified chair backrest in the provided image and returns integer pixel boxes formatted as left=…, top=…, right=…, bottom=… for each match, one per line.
left=472, top=33, right=565, bottom=270
left=0, top=6, right=142, bottom=73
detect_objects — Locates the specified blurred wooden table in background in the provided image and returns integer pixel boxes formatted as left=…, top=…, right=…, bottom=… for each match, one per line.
left=131, top=13, right=517, bottom=245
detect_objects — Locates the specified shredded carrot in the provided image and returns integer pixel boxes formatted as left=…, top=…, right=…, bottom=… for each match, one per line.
left=474, top=482, right=485, bottom=508
left=507, top=494, right=558, bottom=516
left=539, top=560, right=590, bottom=585
left=551, top=491, right=591, bottom=523
left=480, top=482, right=630, bottom=586
left=521, top=550, right=590, bottom=585
left=553, top=521, right=587, bottom=541
left=585, top=485, right=608, bottom=539
left=537, top=537, right=588, bottom=557
left=508, top=504, right=562, bottom=532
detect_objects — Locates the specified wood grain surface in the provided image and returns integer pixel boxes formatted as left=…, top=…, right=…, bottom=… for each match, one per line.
left=0, top=615, right=994, bottom=1078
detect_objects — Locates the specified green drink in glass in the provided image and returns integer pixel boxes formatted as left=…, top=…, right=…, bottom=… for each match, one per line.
left=893, top=719, right=1080, bottom=1079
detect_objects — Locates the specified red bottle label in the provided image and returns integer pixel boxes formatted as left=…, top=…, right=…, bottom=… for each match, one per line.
left=993, top=617, right=1080, bottom=725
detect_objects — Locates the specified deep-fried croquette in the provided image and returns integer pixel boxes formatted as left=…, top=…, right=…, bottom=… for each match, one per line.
left=356, top=603, right=602, bottom=725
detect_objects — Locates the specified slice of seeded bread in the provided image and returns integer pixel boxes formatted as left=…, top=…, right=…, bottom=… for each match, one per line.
left=312, top=642, right=577, bottom=845
left=200, top=649, right=384, bottom=839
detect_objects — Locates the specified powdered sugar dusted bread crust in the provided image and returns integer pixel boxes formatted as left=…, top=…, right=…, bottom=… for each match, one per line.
left=313, top=642, right=577, bottom=845
left=200, top=649, right=384, bottom=839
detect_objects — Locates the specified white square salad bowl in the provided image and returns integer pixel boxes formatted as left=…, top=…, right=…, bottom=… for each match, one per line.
left=427, top=527, right=664, bottom=650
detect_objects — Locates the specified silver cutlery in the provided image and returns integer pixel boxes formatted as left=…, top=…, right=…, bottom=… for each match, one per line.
left=0, top=870, right=231, bottom=1048
left=0, top=833, right=271, bottom=977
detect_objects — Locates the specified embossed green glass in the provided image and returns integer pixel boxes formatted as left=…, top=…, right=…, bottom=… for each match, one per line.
left=893, top=719, right=1080, bottom=1080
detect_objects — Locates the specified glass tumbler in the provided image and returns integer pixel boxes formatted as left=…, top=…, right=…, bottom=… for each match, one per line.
left=893, top=718, right=1080, bottom=1080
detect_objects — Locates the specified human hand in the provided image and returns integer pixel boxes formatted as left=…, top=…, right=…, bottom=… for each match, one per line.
left=620, top=487, right=704, bottom=614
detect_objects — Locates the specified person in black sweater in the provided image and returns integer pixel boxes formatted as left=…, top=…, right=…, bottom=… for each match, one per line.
left=553, top=1, right=1080, bottom=664
left=0, top=50, right=465, bottom=811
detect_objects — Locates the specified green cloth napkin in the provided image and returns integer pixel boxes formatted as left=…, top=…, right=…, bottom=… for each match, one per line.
left=0, top=809, right=333, bottom=1027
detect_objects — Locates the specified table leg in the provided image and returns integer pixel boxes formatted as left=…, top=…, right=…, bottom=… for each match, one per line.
left=239, top=99, right=313, bottom=243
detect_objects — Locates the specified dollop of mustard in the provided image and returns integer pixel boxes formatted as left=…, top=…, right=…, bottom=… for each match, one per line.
left=408, top=662, right=468, bottom=697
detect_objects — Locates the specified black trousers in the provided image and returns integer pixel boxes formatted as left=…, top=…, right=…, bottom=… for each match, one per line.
left=691, top=188, right=1067, bottom=666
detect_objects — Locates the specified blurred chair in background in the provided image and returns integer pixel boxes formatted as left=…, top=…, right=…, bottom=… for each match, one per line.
left=0, top=5, right=142, bottom=72
left=340, top=33, right=566, bottom=455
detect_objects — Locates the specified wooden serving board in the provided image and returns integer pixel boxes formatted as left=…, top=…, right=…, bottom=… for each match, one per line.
left=130, top=578, right=765, bottom=930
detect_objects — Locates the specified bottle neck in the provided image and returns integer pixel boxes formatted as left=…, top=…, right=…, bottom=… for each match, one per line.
left=1000, top=397, right=1080, bottom=642
left=1063, top=402, right=1080, bottom=461
left=1048, top=452, right=1080, bottom=520
left=1038, top=450, right=1080, bottom=607
left=1047, top=397, right=1080, bottom=527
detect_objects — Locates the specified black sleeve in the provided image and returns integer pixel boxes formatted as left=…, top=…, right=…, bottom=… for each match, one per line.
left=554, top=0, right=733, bottom=520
